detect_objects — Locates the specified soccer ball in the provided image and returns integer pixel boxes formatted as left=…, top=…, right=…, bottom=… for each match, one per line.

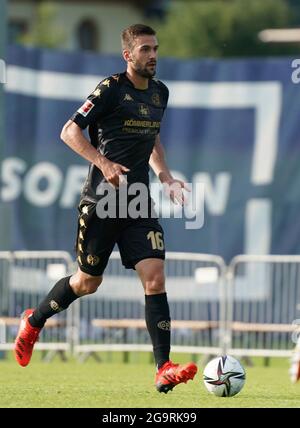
left=203, top=355, right=246, bottom=397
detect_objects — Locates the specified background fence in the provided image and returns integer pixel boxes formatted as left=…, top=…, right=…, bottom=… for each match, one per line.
left=0, top=251, right=74, bottom=360
left=73, top=252, right=226, bottom=361
left=1, top=251, right=299, bottom=360
left=226, top=255, right=300, bottom=358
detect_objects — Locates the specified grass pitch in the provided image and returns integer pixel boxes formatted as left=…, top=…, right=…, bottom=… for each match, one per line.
left=0, top=352, right=299, bottom=408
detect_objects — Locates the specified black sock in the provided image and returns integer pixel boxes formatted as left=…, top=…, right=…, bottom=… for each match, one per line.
left=145, top=292, right=171, bottom=369
left=29, top=276, right=78, bottom=328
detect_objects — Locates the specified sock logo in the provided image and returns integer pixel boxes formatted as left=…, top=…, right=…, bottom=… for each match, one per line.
left=50, top=300, right=62, bottom=312
left=157, top=320, right=171, bottom=331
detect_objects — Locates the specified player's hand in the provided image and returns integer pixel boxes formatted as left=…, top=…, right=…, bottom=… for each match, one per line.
left=100, top=159, right=130, bottom=187
left=163, top=178, right=190, bottom=205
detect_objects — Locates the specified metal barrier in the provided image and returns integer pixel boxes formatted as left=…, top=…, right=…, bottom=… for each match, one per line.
left=74, top=252, right=226, bottom=361
left=226, top=255, right=300, bottom=357
left=2, top=251, right=300, bottom=361
left=0, top=251, right=74, bottom=360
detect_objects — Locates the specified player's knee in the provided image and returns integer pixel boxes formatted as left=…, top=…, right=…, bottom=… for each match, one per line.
left=75, top=275, right=102, bottom=296
left=145, top=272, right=165, bottom=295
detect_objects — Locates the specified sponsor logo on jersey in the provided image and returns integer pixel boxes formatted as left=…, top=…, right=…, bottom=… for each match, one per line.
left=123, top=119, right=160, bottom=128
left=78, top=100, right=95, bottom=117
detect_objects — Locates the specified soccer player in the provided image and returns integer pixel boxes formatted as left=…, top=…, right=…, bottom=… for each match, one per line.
left=14, top=24, right=197, bottom=393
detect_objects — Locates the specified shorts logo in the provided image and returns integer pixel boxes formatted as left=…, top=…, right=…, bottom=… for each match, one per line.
left=157, top=320, right=171, bottom=331
left=78, top=100, right=95, bottom=117
left=87, top=254, right=100, bottom=266
left=50, top=300, right=62, bottom=312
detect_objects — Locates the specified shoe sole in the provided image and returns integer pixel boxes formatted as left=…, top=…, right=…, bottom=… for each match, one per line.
left=156, top=383, right=174, bottom=394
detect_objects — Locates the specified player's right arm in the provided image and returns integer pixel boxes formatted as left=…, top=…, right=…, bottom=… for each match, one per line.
left=61, top=77, right=129, bottom=187
left=61, top=120, right=129, bottom=187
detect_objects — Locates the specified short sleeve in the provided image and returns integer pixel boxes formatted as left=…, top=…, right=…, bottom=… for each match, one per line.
left=160, top=82, right=169, bottom=113
left=71, top=77, right=117, bottom=129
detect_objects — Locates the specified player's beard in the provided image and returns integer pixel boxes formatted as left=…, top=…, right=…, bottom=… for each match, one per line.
left=133, top=60, right=156, bottom=78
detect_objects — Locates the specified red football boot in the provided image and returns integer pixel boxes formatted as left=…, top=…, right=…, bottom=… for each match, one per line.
left=14, top=309, right=41, bottom=367
left=155, top=360, right=198, bottom=393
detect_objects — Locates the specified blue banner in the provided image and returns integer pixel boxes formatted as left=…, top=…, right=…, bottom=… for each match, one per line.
left=2, top=45, right=300, bottom=261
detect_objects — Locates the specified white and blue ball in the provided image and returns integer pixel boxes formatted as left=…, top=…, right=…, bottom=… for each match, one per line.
left=203, top=355, right=246, bottom=397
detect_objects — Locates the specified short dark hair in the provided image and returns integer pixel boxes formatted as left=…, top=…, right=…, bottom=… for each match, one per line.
left=121, top=24, right=156, bottom=51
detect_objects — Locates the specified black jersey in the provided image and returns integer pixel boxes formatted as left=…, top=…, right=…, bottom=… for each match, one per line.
left=71, top=72, right=169, bottom=203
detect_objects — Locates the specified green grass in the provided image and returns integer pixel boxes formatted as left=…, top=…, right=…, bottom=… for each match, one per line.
left=0, top=352, right=300, bottom=408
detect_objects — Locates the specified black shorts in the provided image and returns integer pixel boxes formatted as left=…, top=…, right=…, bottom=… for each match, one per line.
left=75, top=200, right=165, bottom=276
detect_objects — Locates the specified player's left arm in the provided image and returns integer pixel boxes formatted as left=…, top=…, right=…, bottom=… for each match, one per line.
left=149, top=134, right=189, bottom=205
